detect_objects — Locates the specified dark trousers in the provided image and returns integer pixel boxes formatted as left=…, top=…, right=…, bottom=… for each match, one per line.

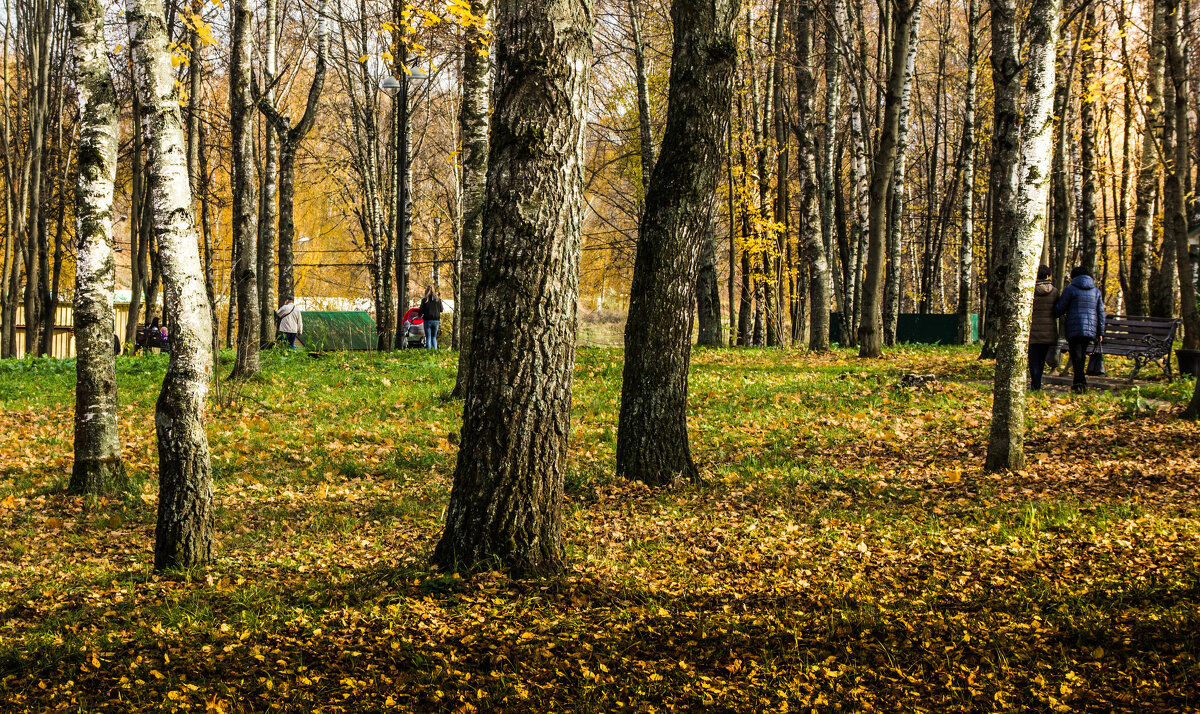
left=1068, top=337, right=1093, bottom=388
left=285, top=332, right=297, bottom=349
left=1028, top=343, right=1053, bottom=390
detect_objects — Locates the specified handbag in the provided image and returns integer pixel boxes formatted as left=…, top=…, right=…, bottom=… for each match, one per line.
left=1087, top=341, right=1106, bottom=376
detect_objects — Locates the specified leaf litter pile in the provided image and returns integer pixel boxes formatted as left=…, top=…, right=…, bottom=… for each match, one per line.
left=0, top=347, right=1198, bottom=712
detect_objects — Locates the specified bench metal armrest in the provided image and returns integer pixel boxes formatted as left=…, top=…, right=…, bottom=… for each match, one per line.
left=1141, top=334, right=1172, bottom=355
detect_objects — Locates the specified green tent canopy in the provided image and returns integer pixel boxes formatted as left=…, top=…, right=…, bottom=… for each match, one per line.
left=295, top=311, right=376, bottom=351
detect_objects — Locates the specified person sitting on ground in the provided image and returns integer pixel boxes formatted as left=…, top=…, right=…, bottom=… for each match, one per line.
left=147, top=316, right=165, bottom=352
left=1028, top=265, right=1060, bottom=391
left=275, top=298, right=303, bottom=350
left=1054, top=266, right=1106, bottom=393
left=419, top=287, right=443, bottom=350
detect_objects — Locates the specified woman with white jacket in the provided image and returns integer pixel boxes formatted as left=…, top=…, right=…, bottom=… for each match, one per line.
left=276, top=299, right=303, bottom=349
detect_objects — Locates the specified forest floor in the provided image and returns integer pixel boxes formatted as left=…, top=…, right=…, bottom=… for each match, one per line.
left=0, top=346, right=1198, bottom=712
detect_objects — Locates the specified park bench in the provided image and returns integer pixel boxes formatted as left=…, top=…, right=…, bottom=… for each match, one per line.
left=1092, top=315, right=1181, bottom=383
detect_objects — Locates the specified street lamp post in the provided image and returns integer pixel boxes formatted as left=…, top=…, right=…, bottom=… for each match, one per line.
left=381, top=65, right=426, bottom=350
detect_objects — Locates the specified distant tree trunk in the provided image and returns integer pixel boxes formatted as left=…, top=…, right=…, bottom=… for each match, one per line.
left=432, top=0, right=592, bottom=575
left=1078, top=5, right=1099, bottom=277
left=1165, top=0, right=1198, bottom=347
left=451, top=0, right=492, bottom=399
left=69, top=0, right=126, bottom=495
left=616, top=0, right=738, bottom=486
left=821, top=0, right=844, bottom=346
left=697, top=221, right=724, bottom=345
left=986, top=0, right=1059, bottom=471
left=127, top=0, right=216, bottom=569
left=125, top=81, right=147, bottom=347
left=257, top=0, right=278, bottom=347
left=1050, top=27, right=1079, bottom=285
left=796, top=0, right=829, bottom=350
left=230, top=0, right=259, bottom=377
left=956, top=0, right=978, bottom=344
left=630, top=0, right=656, bottom=192
left=860, top=0, right=920, bottom=357
left=845, top=72, right=868, bottom=346
left=979, top=0, right=1020, bottom=357
left=883, top=0, right=921, bottom=345
left=1129, top=0, right=1165, bottom=315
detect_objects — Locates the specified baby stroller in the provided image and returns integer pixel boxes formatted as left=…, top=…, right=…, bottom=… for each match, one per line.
left=400, top=307, right=426, bottom=349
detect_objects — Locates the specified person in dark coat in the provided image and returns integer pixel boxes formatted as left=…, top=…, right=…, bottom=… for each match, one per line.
left=1054, top=266, right=1106, bottom=393
left=1028, top=266, right=1059, bottom=390
left=419, top=287, right=443, bottom=350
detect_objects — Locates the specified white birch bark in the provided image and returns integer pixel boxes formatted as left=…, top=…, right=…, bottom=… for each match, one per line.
left=985, top=0, right=1060, bottom=471
left=69, top=0, right=125, bottom=495
left=127, top=0, right=216, bottom=568
left=230, top=0, right=260, bottom=376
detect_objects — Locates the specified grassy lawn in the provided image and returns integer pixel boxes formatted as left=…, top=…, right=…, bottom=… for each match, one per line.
left=0, top=345, right=1197, bottom=712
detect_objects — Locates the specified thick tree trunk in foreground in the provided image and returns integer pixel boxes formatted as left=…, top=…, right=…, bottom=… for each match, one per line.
left=127, top=0, right=216, bottom=569
left=697, top=221, right=723, bottom=346
left=860, top=0, right=920, bottom=357
left=1165, top=0, right=1198, bottom=348
left=451, top=0, right=492, bottom=399
left=230, top=0, right=260, bottom=377
left=433, top=0, right=592, bottom=575
left=616, top=0, right=737, bottom=486
left=1129, top=0, right=1165, bottom=316
left=985, top=0, right=1059, bottom=472
left=69, top=0, right=126, bottom=495
left=797, top=0, right=830, bottom=351
left=956, top=0, right=978, bottom=344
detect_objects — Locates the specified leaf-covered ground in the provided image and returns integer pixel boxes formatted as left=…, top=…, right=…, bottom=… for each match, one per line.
left=0, top=346, right=1198, bottom=712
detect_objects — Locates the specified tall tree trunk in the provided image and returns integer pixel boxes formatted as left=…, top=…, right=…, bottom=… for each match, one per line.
left=1050, top=27, right=1079, bottom=286
left=957, top=0, right=978, bottom=343
left=697, top=221, right=723, bottom=345
left=432, top=0, right=592, bottom=574
left=69, top=0, right=125, bottom=494
left=859, top=0, right=920, bottom=357
left=630, top=0, right=656, bottom=192
left=845, top=66, right=868, bottom=346
left=1129, top=0, right=1166, bottom=315
left=230, top=0, right=259, bottom=377
left=821, top=0, right=844, bottom=344
left=986, top=0, right=1060, bottom=471
left=979, top=0, right=1021, bottom=357
left=258, top=0, right=278, bottom=347
left=616, top=0, right=738, bottom=486
left=1078, top=5, right=1099, bottom=277
left=882, top=0, right=921, bottom=345
left=1165, top=0, right=1198, bottom=347
left=451, top=0, right=492, bottom=398
left=127, top=0, right=216, bottom=568
left=796, top=0, right=829, bottom=349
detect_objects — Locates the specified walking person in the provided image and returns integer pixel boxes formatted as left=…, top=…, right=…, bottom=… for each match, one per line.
left=420, top=287, right=443, bottom=350
left=1054, top=266, right=1106, bottom=393
left=1028, top=266, right=1059, bottom=391
left=275, top=298, right=303, bottom=350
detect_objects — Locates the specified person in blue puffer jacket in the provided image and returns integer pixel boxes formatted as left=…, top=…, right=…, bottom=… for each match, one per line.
left=1053, top=266, right=1106, bottom=393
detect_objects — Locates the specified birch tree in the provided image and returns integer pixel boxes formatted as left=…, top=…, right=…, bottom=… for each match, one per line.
left=258, top=0, right=279, bottom=346
left=956, top=0, right=978, bottom=344
left=433, top=0, right=593, bottom=573
left=986, top=0, right=1060, bottom=471
left=68, top=0, right=125, bottom=495
left=1164, top=0, right=1197, bottom=347
left=127, top=0, right=216, bottom=568
left=616, top=0, right=739, bottom=486
left=796, top=0, right=829, bottom=350
left=1128, top=0, right=1165, bottom=316
left=230, top=0, right=260, bottom=376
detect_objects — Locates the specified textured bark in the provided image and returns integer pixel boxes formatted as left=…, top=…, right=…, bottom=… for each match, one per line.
left=697, top=221, right=723, bottom=346
left=230, top=0, right=260, bottom=376
left=1165, top=0, right=1198, bottom=347
left=69, top=0, right=125, bottom=495
left=1129, top=0, right=1165, bottom=316
left=956, top=0, right=978, bottom=344
left=257, top=0, right=327, bottom=306
left=451, top=0, right=492, bottom=399
left=1049, top=28, right=1078, bottom=287
left=860, top=0, right=919, bottom=357
left=127, top=0, right=216, bottom=569
left=820, top=0, right=843, bottom=344
left=845, top=69, right=868, bottom=346
left=617, top=0, right=737, bottom=486
left=630, top=0, right=656, bottom=191
left=433, top=0, right=592, bottom=575
left=1078, top=6, right=1099, bottom=278
left=795, top=0, right=829, bottom=350
left=985, top=0, right=1059, bottom=472
left=257, top=0, right=278, bottom=347
left=882, top=0, right=921, bottom=345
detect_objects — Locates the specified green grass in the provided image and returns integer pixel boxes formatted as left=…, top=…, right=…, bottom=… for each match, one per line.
left=0, top=345, right=1198, bottom=712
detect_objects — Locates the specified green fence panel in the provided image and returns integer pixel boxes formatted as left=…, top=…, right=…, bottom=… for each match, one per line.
left=829, top=313, right=978, bottom=345
left=295, top=311, right=376, bottom=351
